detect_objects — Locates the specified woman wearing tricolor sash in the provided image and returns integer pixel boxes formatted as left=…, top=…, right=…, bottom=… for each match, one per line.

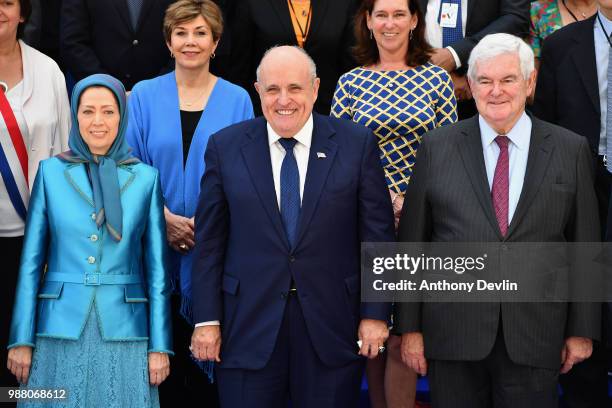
left=0, top=0, right=70, bottom=387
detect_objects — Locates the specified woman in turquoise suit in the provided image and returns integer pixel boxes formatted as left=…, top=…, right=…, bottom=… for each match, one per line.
left=7, top=74, right=172, bottom=407
left=125, top=0, right=252, bottom=400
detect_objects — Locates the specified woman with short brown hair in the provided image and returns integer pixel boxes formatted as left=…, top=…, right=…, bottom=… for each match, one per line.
left=126, top=0, right=253, bottom=403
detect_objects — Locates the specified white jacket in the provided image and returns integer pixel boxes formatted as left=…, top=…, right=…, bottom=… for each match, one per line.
left=19, top=40, right=71, bottom=189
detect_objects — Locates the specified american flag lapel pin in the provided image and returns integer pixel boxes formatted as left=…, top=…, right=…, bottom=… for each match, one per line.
left=317, top=152, right=327, bottom=159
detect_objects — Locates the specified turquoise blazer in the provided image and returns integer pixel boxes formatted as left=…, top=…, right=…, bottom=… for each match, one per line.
left=8, top=157, right=172, bottom=354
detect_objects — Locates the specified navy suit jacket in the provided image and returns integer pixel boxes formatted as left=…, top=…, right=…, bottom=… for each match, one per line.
left=60, top=0, right=173, bottom=90
left=192, top=113, right=394, bottom=369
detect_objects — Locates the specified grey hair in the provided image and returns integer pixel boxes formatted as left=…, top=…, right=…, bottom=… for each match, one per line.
left=467, top=33, right=534, bottom=81
left=255, top=45, right=318, bottom=84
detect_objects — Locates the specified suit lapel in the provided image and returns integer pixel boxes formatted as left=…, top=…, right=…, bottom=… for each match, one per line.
left=571, top=16, right=600, bottom=114
left=293, top=116, right=337, bottom=250
left=118, top=166, right=136, bottom=194
left=65, top=164, right=94, bottom=207
left=466, top=0, right=477, bottom=29
left=457, top=116, right=503, bottom=239
left=506, top=118, right=553, bottom=238
left=241, top=122, right=290, bottom=250
left=112, top=0, right=134, bottom=34
left=267, top=0, right=296, bottom=43
left=306, top=0, right=329, bottom=45
left=64, top=164, right=137, bottom=208
left=135, top=0, right=155, bottom=32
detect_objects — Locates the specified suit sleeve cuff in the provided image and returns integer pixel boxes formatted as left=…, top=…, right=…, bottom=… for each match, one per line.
left=446, top=46, right=462, bottom=69
left=195, top=320, right=220, bottom=327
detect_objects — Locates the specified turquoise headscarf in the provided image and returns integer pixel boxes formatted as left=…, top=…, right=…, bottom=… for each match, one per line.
left=58, top=74, right=139, bottom=241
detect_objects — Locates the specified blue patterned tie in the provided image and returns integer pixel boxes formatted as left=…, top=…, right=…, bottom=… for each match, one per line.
left=607, top=37, right=612, bottom=173
left=126, top=0, right=143, bottom=30
left=279, top=138, right=300, bottom=249
left=441, top=0, right=463, bottom=48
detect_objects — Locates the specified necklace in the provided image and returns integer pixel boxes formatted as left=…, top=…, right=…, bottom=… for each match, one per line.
left=179, top=82, right=209, bottom=107
left=562, top=0, right=594, bottom=22
left=0, top=81, right=7, bottom=93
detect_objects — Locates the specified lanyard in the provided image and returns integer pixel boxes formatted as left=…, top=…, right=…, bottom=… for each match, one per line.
left=597, top=13, right=612, bottom=48
left=287, top=0, right=312, bottom=45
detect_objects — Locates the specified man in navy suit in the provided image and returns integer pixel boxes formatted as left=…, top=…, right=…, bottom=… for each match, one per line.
left=60, top=0, right=174, bottom=90
left=190, top=45, right=394, bottom=408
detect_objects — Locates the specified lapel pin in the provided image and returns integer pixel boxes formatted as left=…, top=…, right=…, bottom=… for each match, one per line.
left=317, top=152, right=327, bottom=159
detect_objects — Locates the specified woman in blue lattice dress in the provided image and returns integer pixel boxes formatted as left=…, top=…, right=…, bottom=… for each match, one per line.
left=331, top=0, right=457, bottom=407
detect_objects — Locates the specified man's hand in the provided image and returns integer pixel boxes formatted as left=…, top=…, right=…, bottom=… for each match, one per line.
left=7, top=346, right=32, bottom=384
left=430, top=48, right=457, bottom=72
left=191, top=325, right=222, bottom=362
left=148, top=352, right=170, bottom=386
left=401, top=332, right=427, bottom=375
left=560, top=336, right=592, bottom=374
left=450, top=72, right=472, bottom=101
left=164, top=207, right=195, bottom=253
left=358, top=319, right=389, bottom=359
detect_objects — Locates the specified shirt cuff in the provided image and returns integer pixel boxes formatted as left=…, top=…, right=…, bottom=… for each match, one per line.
left=195, top=320, right=220, bottom=327
left=446, top=46, right=462, bottom=69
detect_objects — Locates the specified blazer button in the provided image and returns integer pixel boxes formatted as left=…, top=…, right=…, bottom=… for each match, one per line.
left=91, top=213, right=96, bottom=220
left=289, top=256, right=295, bottom=262
left=90, top=234, right=98, bottom=242
left=87, top=256, right=96, bottom=264
left=132, top=39, right=139, bottom=46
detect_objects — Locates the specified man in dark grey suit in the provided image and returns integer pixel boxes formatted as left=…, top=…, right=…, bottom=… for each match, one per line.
left=395, top=33, right=601, bottom=408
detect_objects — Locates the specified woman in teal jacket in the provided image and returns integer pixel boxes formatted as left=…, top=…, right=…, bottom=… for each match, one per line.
left=7, top=74, right=172, bottom=407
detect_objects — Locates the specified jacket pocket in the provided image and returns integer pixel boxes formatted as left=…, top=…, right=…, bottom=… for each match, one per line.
left=222, top=274, right=240, bottom=296
left=125, top=284, right=148, bottom=303
left=38, top=281, right=64, bottom=299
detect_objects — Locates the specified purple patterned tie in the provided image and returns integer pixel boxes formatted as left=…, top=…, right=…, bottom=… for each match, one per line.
left=492, top=136, right=509, bottom=236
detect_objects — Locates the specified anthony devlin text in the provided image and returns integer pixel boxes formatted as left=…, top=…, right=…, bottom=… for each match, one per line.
left=373, top=279, right=518, bottom=292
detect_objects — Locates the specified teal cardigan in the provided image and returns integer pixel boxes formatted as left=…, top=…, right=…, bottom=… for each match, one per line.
left=8, top=158, right=173, bottom=354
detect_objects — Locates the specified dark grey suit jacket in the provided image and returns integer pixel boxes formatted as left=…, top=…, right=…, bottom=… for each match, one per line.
left=395, top=115, right=601, bottom=369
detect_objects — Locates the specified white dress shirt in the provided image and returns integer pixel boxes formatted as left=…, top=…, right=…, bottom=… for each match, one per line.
left=594, top=10, right=611, bottom=155
left=267, top=115, right=312, bottom=208
left=480, top=112, right=531, bottom=224
left=425, top=0, right=468, bottom=69
left=195, top=115, right=314, bottom=328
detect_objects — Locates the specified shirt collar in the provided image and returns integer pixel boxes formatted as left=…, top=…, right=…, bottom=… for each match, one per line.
left=479, top=112, right=531, bottom=151
left=597, top=9, right=612, bottom=36
left=267, top=115, right=313, bottom=149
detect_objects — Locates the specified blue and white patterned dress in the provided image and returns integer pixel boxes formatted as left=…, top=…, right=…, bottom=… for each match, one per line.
left=331, top=63, right=458, bottom=194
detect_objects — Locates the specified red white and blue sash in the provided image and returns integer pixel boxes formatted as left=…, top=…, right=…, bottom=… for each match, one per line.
left=0, top=87, right=28, bottom=221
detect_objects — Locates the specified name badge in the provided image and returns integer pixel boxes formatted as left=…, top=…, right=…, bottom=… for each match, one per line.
left=439, top=2, right=459, bottom=28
